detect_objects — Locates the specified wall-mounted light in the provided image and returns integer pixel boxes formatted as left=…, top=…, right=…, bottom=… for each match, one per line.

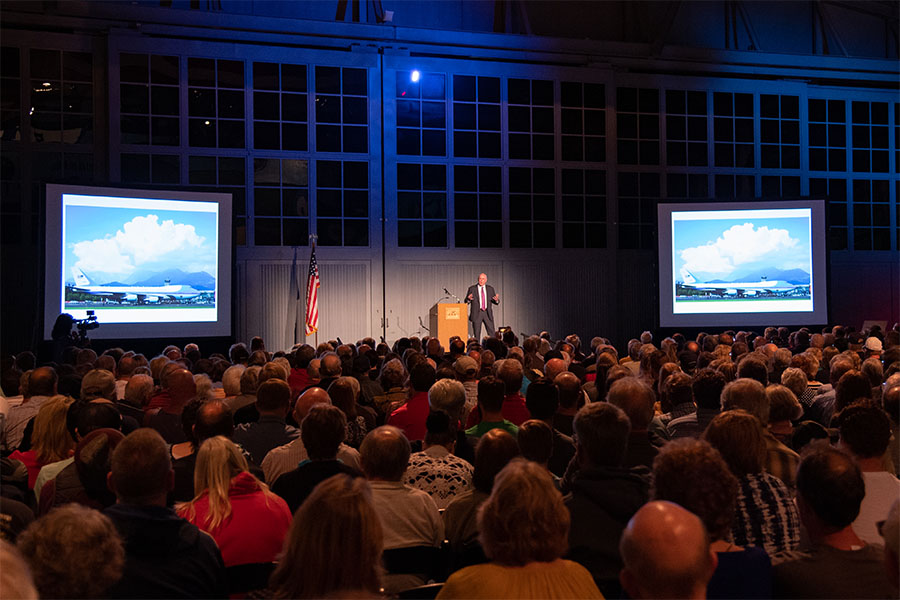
left=410, top=70, right=420, bottom=83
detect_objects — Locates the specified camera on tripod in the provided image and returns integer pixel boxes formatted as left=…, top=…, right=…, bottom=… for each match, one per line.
left=74, top=310, right=100, bottom=339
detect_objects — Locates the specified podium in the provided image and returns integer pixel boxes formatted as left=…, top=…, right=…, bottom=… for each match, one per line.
left=429, top=303, right=468, bottom=350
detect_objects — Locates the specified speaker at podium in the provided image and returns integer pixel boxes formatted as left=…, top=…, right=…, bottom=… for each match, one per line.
left=429, top=302, right=468, bottom=350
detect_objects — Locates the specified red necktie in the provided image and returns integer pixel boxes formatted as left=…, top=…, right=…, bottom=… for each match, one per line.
left=480, top=287, right=486, bottom=311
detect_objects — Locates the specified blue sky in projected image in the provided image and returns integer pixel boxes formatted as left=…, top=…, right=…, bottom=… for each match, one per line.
left=64, top=205, right=217, bottom=285
left=674, top=217, right=811, bottom=282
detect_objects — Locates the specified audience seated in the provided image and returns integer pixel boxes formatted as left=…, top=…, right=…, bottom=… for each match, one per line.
left=105, top=428, right=227, bottom=598
left=232, top=379, right=299, bottom=466
left=17, top=504, right=124, bottom=599
left=177, top=436, right=291, bottom=567
left=607, top=377, right=658, bottom=470
left=835, top=401, right=900, bottom=545
left=265, top=474, right=383, bottom=598
left=652, top=438, right=773, bottom=599
left=773, top=443, right=895, bottom=598
left=5, top=323, right=899, bottom=598
left=517, top=419, right=557, bottom=480
left=261, top=386, right=362, bottom=484
left=438, top=459, right=602, bottom=599
left=524, top=380, right=575, bottom=477
left=565, top=399, right=649, bottom=597
left=4, top=367, right=57, bottom=451
left=360, top=425, right=443, bottom=550
left=443, top=428, right=520, bottom=566
left=145, top=368, right=195, bottom=445
left=8, top=396, right=73, bottom=490
left=720, top=377, right=800, bottom=491
left=619, top=501, right=718, bottom=600
left=388, top=363, right=436, bottom=442
left=466, top=376, right=518, bottom=438
left=667, top=368, right=725, bottom=440
left=703, top=410, right=800, bottom=557
left=0, top=539, right=38, bottom=599
left=271, top=404, right=362, bottom=513
left=403, top=410, right=473, bottom=509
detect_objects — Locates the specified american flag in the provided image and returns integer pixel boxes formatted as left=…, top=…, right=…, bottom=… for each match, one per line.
left=305, top=243, right=320, bottom=335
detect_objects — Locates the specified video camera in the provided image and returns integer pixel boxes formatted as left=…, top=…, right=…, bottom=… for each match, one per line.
left=73, top=310, right=100, bottom=343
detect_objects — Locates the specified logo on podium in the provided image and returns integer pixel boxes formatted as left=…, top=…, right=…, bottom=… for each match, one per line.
left=446, top=306, right=461, bottom=320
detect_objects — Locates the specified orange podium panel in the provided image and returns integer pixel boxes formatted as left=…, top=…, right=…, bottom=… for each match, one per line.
left=429, top=303, right=468, bottom=350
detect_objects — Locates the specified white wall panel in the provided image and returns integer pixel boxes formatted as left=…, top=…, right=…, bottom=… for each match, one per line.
left=237, top=259, right=373, bottom=351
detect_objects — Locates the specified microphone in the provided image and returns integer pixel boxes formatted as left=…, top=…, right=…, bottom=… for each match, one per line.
left=444, top=287, right=462, bottom=302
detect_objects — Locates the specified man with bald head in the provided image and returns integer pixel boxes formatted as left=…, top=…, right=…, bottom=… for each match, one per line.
left=619, top=500, right=717, bottom=599
left=465, top=272, right=499, bottom=339
left=361, top=425, right=443, bottom=554
left=260, top=386, right=360, bottom=484
left=145, top=368, right=195, bottom=445
left=544, top=358, right=567, bottom=382
left=553, top=371, right=584, bottom=437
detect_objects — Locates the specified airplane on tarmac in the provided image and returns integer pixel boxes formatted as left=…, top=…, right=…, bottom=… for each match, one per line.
left=67, top=267, right=211, bottom=304
left=678, top=268, right=808, bottom=298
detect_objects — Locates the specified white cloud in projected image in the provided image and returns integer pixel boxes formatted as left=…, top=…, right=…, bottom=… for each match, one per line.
left=72, top=214, right=213, bottom=281
left=677, top=221, right=807, bottom=279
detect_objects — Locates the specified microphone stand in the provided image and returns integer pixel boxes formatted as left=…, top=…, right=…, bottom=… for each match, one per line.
left=443, top=287, right=462, bottom=303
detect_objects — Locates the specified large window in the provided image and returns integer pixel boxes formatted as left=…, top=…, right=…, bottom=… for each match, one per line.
left=254, top=158, right=309, bottom=246
left=188, top=58, right=245, bottom=148
left=760, top=94, right=800, bottom=170
left=253, top=62, right=308, bottom=151
left=316, top=160, right=368, bottom=246
left=810, top=177, right=847, bottom=250
left=454, top=165, right=501, bottom=247
left=396, top=71, right=445, bottom=157
left=562, top=168, right=605, bottom=248
left=507, top=78, right=553, bottom=160
left=315, top=66, right=367, bottom=154
left=617, top=87, right=659, bottom=165
left=453, top=75, right=501, bottom=159
left=809, top=99, right=846, bottom=172
left=508, top=167, right=554, bottom=248
left=32, top=49, right=93, bottom=144
left=120, top=53, right=178, bottom=146
left=561, top=82, right=605, bottom=162
left=713, top=92, right=753, bottom=168
left=190, top=155, right=248, bottom=246
left=2, top=47, right=21, bottom=142
left=851, top=100, right=890, bottom=173
left=397, top=163, right=447, bottom=247
left=666, top=90, right=707, bottom=167
left=617, top=171, right=658, bottom=250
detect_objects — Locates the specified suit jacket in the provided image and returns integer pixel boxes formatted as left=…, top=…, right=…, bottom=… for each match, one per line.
left=465, top=284, right=498, bottom=322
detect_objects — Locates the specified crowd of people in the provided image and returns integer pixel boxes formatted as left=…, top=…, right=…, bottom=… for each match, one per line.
left=0, top=323, right=898, bottom=599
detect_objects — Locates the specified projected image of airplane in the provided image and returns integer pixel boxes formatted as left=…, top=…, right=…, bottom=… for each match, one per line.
left=677, top=268, right=809, bottom=299
left=66, top=267, right=213, bottom=305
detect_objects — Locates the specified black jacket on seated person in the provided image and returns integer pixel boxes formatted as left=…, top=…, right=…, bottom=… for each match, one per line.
left=271, top=459, right=362, bottom=514
left=104, top=503, right=227, bottom=599
left=564, top=465, right=649, bottom=597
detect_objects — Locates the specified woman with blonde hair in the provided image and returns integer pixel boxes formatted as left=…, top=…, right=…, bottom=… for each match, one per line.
left=177, top=436, right=291, bottom=567
left=9, top=395, right=74, bottom=489
left=438, top=459, right=602, bottom=599
left=266, top=474, right=383, bottom=598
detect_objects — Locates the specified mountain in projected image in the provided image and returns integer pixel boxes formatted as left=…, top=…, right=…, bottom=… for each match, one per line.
left=113, top=268, right=216, bottom=290
left=705, top=268, right=810, bottom=285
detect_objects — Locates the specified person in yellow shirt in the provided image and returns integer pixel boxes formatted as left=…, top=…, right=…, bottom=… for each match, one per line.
left=437, top=458, right=603, bottom=600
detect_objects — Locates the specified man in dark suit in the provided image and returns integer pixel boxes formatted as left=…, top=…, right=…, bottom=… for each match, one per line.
left=466, top=272, right=499, bottom=339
